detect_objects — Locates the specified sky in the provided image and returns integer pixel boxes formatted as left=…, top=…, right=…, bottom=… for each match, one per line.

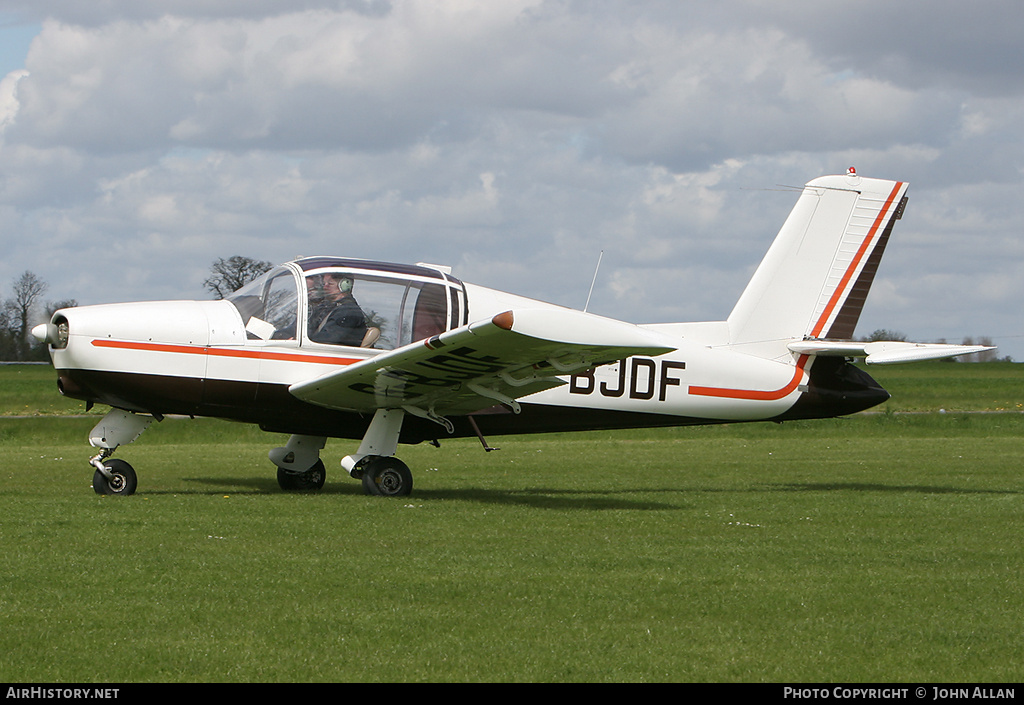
left=1, top=1, right=1022, bottom=359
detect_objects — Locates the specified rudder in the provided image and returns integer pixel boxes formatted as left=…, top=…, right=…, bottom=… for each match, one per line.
left=726, top=172, right=908, bottom=359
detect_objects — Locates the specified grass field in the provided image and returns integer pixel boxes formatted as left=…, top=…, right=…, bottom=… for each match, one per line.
left=1, top=362, right=1022, bottom=682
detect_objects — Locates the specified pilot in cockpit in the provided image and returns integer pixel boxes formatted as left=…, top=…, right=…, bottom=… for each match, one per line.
left=308, top=273, right=367, bottom=346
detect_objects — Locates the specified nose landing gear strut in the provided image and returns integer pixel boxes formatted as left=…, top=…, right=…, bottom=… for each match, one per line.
left=87, top=409, right=154, bottom=496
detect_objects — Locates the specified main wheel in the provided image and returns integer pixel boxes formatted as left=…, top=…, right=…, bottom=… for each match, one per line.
left=277, top=459, right=327, bottom=491
left=93, top=459, right=138, bottom=496
left=361, top=457, right=413, bottom=497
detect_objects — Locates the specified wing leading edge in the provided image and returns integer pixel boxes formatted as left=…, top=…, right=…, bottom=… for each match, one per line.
left=289, top=308, right=677, bottom=422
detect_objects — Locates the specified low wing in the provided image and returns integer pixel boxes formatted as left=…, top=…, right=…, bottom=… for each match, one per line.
left=789, top=339, right=996, bottom=365
left=289, top=309, right=676, bottom=421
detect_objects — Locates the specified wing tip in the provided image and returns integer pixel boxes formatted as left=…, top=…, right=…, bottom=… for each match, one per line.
left=492, top=311, right=514, bottom=331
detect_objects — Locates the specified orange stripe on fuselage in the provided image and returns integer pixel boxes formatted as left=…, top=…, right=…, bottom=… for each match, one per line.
left=91, top=339, right=360, bottom=366
left=690, top=181, right=904, bottom=402
left=688, top=354, right=810, bottom=401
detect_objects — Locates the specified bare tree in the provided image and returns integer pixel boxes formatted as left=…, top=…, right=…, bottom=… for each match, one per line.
left=204, top=256, right=273, bottom=299
left=0, top=300, right=15, bottom=360
left=7, top=271, right=48, bottom=360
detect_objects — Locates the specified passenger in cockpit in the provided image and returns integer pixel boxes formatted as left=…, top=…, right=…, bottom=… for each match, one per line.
left=308, top=273, right=367, bottom=346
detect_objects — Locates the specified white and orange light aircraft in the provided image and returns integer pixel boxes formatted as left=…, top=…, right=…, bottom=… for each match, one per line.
left=34, top=171, right=992, bottom=497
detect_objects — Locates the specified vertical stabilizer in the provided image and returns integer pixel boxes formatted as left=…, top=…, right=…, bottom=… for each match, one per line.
left=726, top=172, right=908, bottom=359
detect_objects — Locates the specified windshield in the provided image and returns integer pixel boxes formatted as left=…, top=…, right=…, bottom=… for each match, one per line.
left=225, top=266, right=300, bottom=340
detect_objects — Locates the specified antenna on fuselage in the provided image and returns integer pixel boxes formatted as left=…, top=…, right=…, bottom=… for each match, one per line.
left=583, top=250, right=604, bottom=313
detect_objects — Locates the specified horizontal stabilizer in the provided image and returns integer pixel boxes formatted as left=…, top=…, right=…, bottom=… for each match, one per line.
left=788, top=340, right=996, bottom=365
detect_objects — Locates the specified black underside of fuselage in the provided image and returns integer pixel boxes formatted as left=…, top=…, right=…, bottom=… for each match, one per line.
left=776, top=356, right=890, bottom=421
left=55, top=356, right=888, bottom=445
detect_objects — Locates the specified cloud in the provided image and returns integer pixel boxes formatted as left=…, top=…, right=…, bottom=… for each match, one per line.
left=0, top=68, right=26, bottom=124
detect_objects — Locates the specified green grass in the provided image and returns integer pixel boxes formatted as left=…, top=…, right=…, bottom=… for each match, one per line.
left=868, top=360, right=1024, bottom=413
left=0, top=364, right=102, bottom=416
left=1, top=363, right=1023, bottom=682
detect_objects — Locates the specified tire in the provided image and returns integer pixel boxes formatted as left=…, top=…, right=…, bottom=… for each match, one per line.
left=277, top=459, right=326, bottom=491
left=93, top=459, right=138, bottom=496
left=361, top=457, right=413, bottom=497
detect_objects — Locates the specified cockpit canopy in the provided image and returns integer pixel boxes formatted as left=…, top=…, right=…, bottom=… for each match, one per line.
left=226, top=257, right=466, bottom=350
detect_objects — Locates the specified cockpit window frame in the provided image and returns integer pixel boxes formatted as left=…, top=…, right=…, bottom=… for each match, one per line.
left=302, top=265, right=462, bottom=351
left=225, top=258, right=468, bottom=351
